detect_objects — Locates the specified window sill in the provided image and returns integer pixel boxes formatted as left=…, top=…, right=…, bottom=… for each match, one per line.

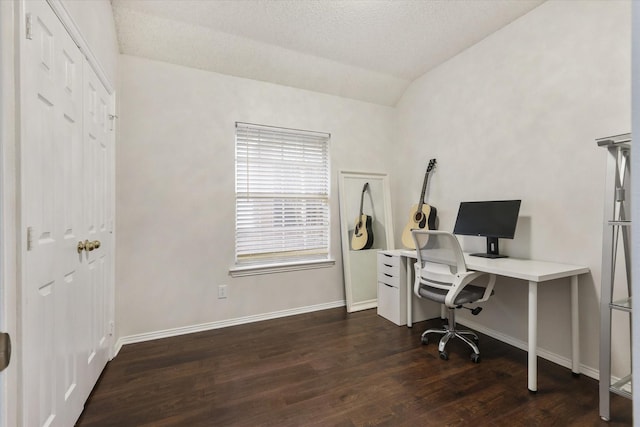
left=229, top=259, right=335, bottom=277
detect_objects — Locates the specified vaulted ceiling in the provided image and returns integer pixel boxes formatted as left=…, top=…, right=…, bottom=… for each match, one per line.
left=110, top=0, right=546, bottom=106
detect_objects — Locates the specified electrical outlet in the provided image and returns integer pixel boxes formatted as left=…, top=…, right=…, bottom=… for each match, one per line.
left=218, top=284, right=228, bottom=299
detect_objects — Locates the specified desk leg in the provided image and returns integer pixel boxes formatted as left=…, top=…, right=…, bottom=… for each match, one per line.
left=528, top=281, right=538, bottom=393
left=407, top=261, right=413, bottom=328
left=571, top=275, right=580, bottom=376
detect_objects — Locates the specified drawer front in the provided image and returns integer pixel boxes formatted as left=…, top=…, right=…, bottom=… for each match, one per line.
left=378, top=260, right=400, bottom=276
left=378, top=252, right=400, bottom=268
left=377, top=270, right=400, bottom=287
left=378, top=253, right=400, bottom=280
left=377, top=281, right=402, bottom=325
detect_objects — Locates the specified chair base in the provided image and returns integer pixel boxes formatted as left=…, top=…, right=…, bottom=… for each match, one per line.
left=421, top=309, right=481, bottom=362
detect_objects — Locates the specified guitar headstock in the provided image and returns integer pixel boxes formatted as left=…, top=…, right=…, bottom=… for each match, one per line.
left=427, top=158, right=437, bottom=173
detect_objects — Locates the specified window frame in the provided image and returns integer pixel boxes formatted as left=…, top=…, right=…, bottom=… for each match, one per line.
left=230, top=122, right=334, bottom=277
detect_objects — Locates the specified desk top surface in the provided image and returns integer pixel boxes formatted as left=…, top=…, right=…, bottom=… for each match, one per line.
left=387, top=249, right=590, bottom=283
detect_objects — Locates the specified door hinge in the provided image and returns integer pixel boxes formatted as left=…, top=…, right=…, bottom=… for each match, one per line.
left=25, top=13, right=33, bottom=40
left=108, top=114, right=118, bottom=132
left=26, top=226, right=33, bottom=251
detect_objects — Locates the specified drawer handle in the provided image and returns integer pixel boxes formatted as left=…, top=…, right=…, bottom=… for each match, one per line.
left=384, top=263, right=392, bottom=267
left=383, top=254, right=392, bottom=258
left=382, top=283, right=394, bottom=288
left=384, top=273, right=392, bottom=277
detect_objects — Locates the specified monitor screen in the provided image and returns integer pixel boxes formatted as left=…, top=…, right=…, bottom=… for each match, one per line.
left=453, top=200, right=521, bottom=239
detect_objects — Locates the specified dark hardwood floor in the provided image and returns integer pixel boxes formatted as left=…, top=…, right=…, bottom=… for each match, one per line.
left=76, top=308, right=632, bottom=426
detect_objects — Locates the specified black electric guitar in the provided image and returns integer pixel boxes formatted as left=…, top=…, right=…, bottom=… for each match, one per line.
left=351, top=183, right=374, bottom=250
left=401, top=159, right=438, bottom=249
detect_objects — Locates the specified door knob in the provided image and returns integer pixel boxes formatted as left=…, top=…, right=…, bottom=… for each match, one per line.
left=77, top=240, right=101, bottom=253
left=0, top=332, right=10, bottom=372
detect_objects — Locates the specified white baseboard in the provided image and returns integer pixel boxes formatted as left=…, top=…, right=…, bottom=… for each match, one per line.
left=459, top=317, right=599, bottom=380
left=349, top=299, right=377, bottom=312
left=114, top=300, right=346, bottom=356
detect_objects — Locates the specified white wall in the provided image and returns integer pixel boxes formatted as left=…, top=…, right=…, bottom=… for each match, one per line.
left=116, top=55, right=395, bottom=338
left=394, top=0, right=631, bottom=376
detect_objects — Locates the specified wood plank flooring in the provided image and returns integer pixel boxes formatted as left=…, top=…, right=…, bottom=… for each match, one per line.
left=76, top=308, right=632, bottom=426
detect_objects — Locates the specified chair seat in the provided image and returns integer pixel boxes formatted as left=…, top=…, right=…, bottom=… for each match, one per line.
left=417, top=284, right=490, bottom=305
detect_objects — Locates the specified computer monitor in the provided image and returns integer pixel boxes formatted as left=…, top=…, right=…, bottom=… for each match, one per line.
left=453, top=200, right=521, bottom=258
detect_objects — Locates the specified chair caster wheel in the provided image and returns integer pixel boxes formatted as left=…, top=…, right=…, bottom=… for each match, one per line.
left=471, top=353, right=480, bottom=363
left=439, top=351, right=448, bottom=360
left=421, top=336, right=429, bottom=345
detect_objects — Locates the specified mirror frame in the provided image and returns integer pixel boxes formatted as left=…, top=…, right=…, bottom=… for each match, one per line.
left=338, top=171, right=395, bottom=312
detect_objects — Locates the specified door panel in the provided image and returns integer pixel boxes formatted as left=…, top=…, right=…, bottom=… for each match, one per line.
left=22, top=3, right=79, bottom=426
left=82, top=61, right=112, bottom=390
left=20, top=1, right=113, bottom=426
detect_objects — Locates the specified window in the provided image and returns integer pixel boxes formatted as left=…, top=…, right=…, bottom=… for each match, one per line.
left=232, top=122, right=332, bottom=275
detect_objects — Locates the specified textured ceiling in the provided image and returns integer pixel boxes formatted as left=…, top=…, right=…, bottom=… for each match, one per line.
left=111, top=0, right=546, bottom=106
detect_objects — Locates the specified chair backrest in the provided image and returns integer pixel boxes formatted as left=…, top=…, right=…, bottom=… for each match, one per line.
left=411, top=230, right=467, bottom=289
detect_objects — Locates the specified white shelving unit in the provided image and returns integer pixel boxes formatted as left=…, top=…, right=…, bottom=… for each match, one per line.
left=598, top=133, right=632, bottom=421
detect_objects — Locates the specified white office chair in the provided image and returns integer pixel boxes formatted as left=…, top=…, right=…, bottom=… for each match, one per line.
left=411, top=230, right=496, bottom=363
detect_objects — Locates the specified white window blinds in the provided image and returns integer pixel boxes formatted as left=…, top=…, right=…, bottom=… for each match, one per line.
left=235, top=122, right=330, bottom=266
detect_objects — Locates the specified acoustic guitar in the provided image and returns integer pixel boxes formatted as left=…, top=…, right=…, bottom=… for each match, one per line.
left=401, top=159, right=437, bottom=249
left=351, top=183, right=374, bottom=250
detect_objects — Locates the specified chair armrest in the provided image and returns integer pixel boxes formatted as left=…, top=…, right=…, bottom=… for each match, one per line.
left=413, top=262, right=421, bottom=298
left=444, top=271, right=496, bottom=308
left=475, top=273, right=496, bottom=303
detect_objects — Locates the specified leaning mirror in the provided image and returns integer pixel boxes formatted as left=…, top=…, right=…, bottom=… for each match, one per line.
left=338, top=171, right=394, bottom=312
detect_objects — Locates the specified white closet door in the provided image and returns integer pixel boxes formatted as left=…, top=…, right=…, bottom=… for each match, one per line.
left=80, top=59, right=113, bottom=393
left=20, top=1, right=114, bottom=426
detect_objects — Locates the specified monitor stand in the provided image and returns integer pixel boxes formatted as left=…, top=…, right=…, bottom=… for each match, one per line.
left=470, top=237, right=508, bottom=259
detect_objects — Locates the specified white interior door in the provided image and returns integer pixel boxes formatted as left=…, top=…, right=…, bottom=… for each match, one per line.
left=81, top=59, right=113, bottom=391
left=19, top=1, right=114, bottom=425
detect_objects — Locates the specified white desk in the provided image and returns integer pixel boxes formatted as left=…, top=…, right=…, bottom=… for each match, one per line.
left=393, top=249, right=589, bottom=393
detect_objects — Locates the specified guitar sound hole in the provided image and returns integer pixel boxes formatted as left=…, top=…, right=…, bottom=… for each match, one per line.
left=414, top=212, right=424, bottom=223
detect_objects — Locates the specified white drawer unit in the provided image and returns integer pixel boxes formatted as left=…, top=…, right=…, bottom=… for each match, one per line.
left=377, top=251, right=407, bottom=325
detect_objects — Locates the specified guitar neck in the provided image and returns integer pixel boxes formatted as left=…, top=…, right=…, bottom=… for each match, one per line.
left=416, top=159, right=436, bottom=211
left=416, top=174, right=429, bottom=209
left=359, top=183, right=369, bottom=216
